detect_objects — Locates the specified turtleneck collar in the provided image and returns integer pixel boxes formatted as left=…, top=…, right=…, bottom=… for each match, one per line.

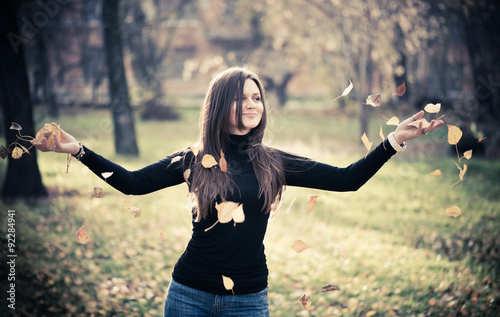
left=227, top=132, right=252, bottom=157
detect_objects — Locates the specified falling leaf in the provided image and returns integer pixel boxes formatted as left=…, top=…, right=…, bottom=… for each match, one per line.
left=231, top=204, right=245, bottom=223
left=222, top=275, right=234, bottom=294
left=478, top=137, right=486, bottom=143
left=392, top=82, right=406, bottom=96
left=10, top=122, right=22, bottom=131
left=11, top=147, right=23, bottom=159
left=291, top=239, right=308, bottom=253
left=66, top=153, right=72, bottom=173
left=299, top=294, right=312, bottom=310
left=379, top=125, right=385, bottom=141
left=424, top=103, right=441, bottom=113
left=452, top=162, right=467, bottom=187
left=183, top=169, right=191, bottom=184
left=76, top=225, right=90, bottom=244
left=365, top=94, right=382, bottom=107
left=201, top=154, right=218, bottom=168
left=101, top=172, right=114, bottom=180
left=220, top=150, right=228, bottom=172
left=463, top=149, right=473, bottom=160
left=93, top=187, right=105, bottom=198
left=190, top=143, right=199, bottom=157
left=430, top=169, right=442, bottom=176
left=447, top=124, right=463, bottom=145
left=159, top=231, right=168, bottom=240
left=446, top=206, right=462, bottom=217
left=0, top=145, right=7, bottom=159
left=127, top=206, right=141, bottom=218
left=307, top=195, right=318, bottom=216
left=18, top=143, right=30, bottom=154
left=205, top=201, right=243, bottom=231
left=386, top=116, right=400, bottom=126
left=408, top=118, right=431, bottom=129
left=361, top=132, right=373, bottom=157
left=33, top=123, right=61, bottom=148
left=333, top=78, right=353, bottom=101
left=321, top=284, right=340, bottom=292
left=366, top=310, right=377, bottom=317
left=171, top=156, right=182, bottom=164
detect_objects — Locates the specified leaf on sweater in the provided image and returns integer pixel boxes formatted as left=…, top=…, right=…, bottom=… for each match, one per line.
left=446, top=206, right=462, bottom=217
left=365, top=94, right=382, bottom=107
left=201, top=154, right=218, bottom=168
left=386, top=116, right=400, bottom=126
left=299, top=294, right=312, bottom=310
left=333, top=78, right=353, bottom=102
left=76, top=225, right=90, bottom=244
left=184, top=169, right=191, bottom=185
left=101, top=172, right=114, bottom=180
left=231, top=204, right=245, bottom=224
left=205, top=201, right=244, bottom=231
left=291, top=239, right=308, bottom=253
left=361, top=132, right=372, bottom=157
left=424, top=103, right=441, bottom=113
left=222, top=275, right=234, bottom=294
left=392, top=82, right=406, bottom=96
left=430, top=169, right=442, bottom=176
left=127, top=206, right=141, bottom=218
left=220, top=150, right=228, bottom=172
left=93, top=187, right=105, bottom=198
left=307, top=195, right=318, bottom=216
left=171, top=156, right=182, bottom=164
left=321, top=284, right=340, bottom=292
left=447, top=124, right=462, bottom=145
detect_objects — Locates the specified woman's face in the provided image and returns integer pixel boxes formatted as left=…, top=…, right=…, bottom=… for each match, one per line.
left=229, top=79, right=264, bottom=135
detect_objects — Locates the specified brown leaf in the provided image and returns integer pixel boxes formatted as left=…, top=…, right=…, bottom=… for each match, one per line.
left=392, top=82, right=406, bottom=96
left=34, top=123, right=61, bottom=148
left=361, top=132, right=373, bottom=157
left=307, top=195, right=318, bottom=216
left=408, top=118, right=431, bottom=129
left=201, top=154, right=218, bottom=168
left=424, top=103, right=441, bottom=113
left=76, top=225, right=90, bottom=244
left=220, top=150, right=228, bottom=172
left=93, top=187, right=105, bottom=198
left=447, top=124, right=463, bottom=145
left=159, top=231, right=168, bottom=240
left=446, top=206, right=462, bottom=217
left=291, top=239, right=308, bottom=253
left=10, top=122, right=22, bottom=131
left=386, top=116, right=400, bottom=126
left=11, top=147, right=23, bottom=159
left=299, top=294, right=312, bottom=310
left=478, top=137, right=486, bottom=143
left=430, top=169, right=442, bottom=176
left=365, top=94, right=382, bottom=107
left=127, top=206, right=142, bottom=218
left=321, top=284, right=340, bottom=292
left=463, top=149, right=473, bottom=160
left=333, top=78, right=353, bottom=101
left=222, top=275, right=234, bottom=294
left=0, top=145, right=7, bottom=159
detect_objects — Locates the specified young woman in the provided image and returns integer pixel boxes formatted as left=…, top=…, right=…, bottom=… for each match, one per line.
left=34, top=66, right=443, bottom=316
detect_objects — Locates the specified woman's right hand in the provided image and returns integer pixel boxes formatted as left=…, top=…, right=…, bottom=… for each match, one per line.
left=32, top=122, right=81, bottom=155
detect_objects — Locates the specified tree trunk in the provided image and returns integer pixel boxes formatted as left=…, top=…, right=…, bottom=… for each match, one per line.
left=0, top=0, right=48, bottom=200
left=102, top=0, right=139, bottom=156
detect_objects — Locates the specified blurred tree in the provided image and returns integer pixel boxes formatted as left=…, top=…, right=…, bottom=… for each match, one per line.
left=0, top=0, right=48, bottom=200
left=102, top=0, right=139, bottom=155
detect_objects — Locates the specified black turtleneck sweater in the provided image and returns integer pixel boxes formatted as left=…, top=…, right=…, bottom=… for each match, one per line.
left=80, top=134, right=396, bottom=295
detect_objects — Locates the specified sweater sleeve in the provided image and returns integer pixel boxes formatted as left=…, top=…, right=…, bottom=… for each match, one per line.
left=281, top=139, right=396, bottom=192
left=79, top=146, right=190, bottom=195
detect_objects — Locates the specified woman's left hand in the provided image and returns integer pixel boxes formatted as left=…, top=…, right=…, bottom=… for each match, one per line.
left=393, top=110, right=444, bottom=144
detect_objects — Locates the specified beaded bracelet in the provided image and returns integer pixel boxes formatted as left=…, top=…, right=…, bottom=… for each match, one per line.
left=72, top=142, right=86, bottom=161
left=387, top=132, right=407, bottom=153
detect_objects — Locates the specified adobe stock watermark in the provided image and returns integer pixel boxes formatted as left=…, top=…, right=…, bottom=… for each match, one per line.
left=8, top=0, right=69, bottom=54
left=6, top=210, right=17, bottom=310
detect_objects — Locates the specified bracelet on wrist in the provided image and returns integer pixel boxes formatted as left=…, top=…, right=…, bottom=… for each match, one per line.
left=72, top=142, right=86, bottom=161
left=388, top=132, right=407, bottom=153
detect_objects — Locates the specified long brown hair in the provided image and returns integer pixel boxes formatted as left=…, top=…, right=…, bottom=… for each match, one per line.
left=190, top=66, right=285, bottom=220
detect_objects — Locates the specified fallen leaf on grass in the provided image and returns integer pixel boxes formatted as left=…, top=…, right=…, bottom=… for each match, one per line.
left=76, top=225, right=90, bottom=244
left=365, top=94, right=382, bottom=107
left=392, top=82, right=406, bottom=96
left=291, top=239, right=308, bottom=253
left=366, top=310, right=377, bottom=317
left=222, top=275, right=234, bottom=294
left=201, top=154, right=218, bottom=168
left=424, top=103, right=441, bottom=113
left=333, top=78, right=353, bottom=102
left=299, top=294, right=312, bottom=310
left=321, top=284, right=340, bottom=292
left=307, top=195, right=318, bottom=216
left=446, top=206, right=462, bottom=217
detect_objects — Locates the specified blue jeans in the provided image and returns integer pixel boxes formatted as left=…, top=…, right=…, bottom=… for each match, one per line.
left=164, top=278, right=270, bottom=316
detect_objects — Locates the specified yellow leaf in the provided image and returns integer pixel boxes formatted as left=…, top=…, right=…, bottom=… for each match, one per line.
left=463, top=149, right=473, bottom=160
left=231, top=204, right=245, bottom=223
left=215, top=201, right=240, bottom=223
left=333, top=78, right=353, bottom=101
left=408, top=118, right=431, bottom=129
left=386, top=116, right=400, bottom=126
left=430, top=169, right=442, bottom=176
left=365, top=94, right=382, bottom=107
left=366, top=310, right=377, bottom=317
left=190, top=143, right=199, bottom=157
left=447, top=124, right=463, bottom=145
left=183, top=169, right=191, bottom=185
left=201, top=154, right=218, bottom=168
left=361, top=132, right=373, bottom=156
left=291, top=239, right=308, bottom=253
left=379, top=124, right=385, bottom=141
left=222, top=275, right=234, bottom=293
left=220, top=150, right=228, bottom=172
left=127, top=206, right=141, bottom=218
left=34, top=123, right=61, bottom=148
left=452, top=162, right=467, bottom=187
left=171, top=156, right=182, bottom=163
left=307, top=195, right=318, bottom=216
left=11, top=147, right=23, bottom=159
left=76, top=225, right=90, bottom=244
left=446, top=206, right=462, bottom=217
left=101, top=172, right=114, bottom=179
left=299, top=294, right=312, bottom=310
left=424, top=103, right=441, bottom=113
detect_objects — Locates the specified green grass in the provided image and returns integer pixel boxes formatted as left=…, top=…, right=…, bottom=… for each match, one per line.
left=1, top=106, right=499, bottom=316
